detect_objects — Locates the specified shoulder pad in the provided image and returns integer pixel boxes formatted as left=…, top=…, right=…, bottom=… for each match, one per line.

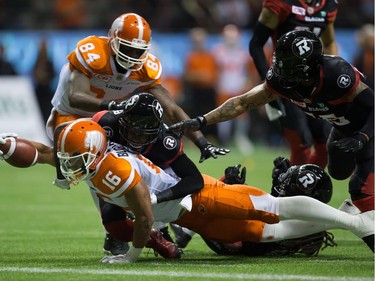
left=69, top=36, right=111, bottom=75
left=142, top=53, right=163, bottom=80
left=323, top=56, right=357, bottom=89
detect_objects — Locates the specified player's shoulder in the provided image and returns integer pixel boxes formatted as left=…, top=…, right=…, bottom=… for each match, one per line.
left=93, top=110, right=121, bottom=140
left=321, top=55, right=357, bottom=89
left=324, top=0, right=339, bottom=11
left=264, top=0, right=292, bottom=14
left=71, top=36, right=111, bottom=72
left=131, top=52, right=162, bottom=81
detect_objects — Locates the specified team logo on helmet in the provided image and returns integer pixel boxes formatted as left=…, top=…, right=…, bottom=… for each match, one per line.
left=123, top=95, right=140, bottom=111
left=292, top=37, right=313, bottom=58
left=337, top=74, right=351, bottom=88
left=297, top=170, right=317, bottom=192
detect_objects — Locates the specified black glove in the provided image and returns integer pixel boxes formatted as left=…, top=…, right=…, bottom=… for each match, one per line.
left=223, top=164, right=247, bottom=184
left=100, top=100, right=128, bottom=111
left=195, top=137, right=230, bottom=163
left=333, top=132, right=369, bottom=153
left=272, top=156, right=291, bottom=181
left=168, top=116, right=207, bottom=132
left=271, top=156, right=291, bottom=196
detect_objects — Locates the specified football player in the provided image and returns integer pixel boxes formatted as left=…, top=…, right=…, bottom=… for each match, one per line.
left=92, top=92, right=205, bottom=255
left=56, top=118, right=374, bottom=263
left=46, top=13, right=229, bottom=189
left=169, top=30, right=374, bottom=213
left=249, top=0, right=339, bottom=168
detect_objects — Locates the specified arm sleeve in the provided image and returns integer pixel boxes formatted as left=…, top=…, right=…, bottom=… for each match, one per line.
left=353, top=87, right=374, bottom=139
left=249, top=21, right=274, bottom=80
left=156, top=154, right=204, bottom=203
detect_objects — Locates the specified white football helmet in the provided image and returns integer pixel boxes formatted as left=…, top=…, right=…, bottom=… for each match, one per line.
left=108, top=13, right=152, bottom=71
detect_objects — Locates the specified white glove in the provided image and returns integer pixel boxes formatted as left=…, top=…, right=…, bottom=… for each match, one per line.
left=150, top=193, right=157, bottom=205
left=100, top=245, right=143, bottom=263
left=0, top=133, right=18, bottom=145
left=52, top=178, right=71, bottom=190
left=0, top=133, right=18, bottom=159
left=265, top=103, right=284, bottom=121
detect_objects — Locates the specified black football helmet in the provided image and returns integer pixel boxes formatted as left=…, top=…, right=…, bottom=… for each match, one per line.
left=118, top=92, right=163, bottom=152
left=272, top=30, right=322, bottom=89
left=272, top=163, right=333, bottom=203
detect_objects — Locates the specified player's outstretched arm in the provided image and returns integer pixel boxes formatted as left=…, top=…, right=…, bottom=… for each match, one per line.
left=169, top=83, right=276, bottom=132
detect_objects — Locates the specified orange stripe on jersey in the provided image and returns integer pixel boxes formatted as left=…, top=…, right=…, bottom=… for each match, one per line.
left=91, top=153, right=141, bottom=197
left=135, top=154, right=161, bottom=174
left=67, top=36, right=113, bottom=77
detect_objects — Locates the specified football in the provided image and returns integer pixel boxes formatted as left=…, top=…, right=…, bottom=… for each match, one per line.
left=0, top=137, right=38, bottom=168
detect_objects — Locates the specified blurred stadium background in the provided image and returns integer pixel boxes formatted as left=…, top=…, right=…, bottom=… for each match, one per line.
left=0, top=1, right=374, bottom=280
left=0, top=0, right=373, bottom=145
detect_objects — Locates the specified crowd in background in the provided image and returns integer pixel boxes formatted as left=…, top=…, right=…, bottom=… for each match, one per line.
left=0, top=0, right=373, bottom=150
left=0, top=0, right=373, bottom=31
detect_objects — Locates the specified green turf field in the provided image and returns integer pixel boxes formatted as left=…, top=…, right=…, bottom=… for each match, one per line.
left=0, top=143, right=373, bottom=281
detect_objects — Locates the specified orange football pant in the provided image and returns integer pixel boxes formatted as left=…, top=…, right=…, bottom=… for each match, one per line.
left=173, top=174, right=279, bottom=243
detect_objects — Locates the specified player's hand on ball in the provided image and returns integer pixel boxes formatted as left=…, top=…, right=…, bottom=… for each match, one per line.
left=0, top=133, right=18, bottom=146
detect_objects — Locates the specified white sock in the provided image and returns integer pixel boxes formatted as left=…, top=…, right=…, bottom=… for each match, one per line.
left=277, top=196, right=358, bottom=234
left=261, top=220, right=336, bottom=242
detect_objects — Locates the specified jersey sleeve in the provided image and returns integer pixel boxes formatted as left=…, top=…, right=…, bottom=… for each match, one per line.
left=323, top=57, right=360, bottom=104
left=67, top=36, right=111, bottom=78
left=263, top=0, right=291, bottom=23
left=91, top=153, right=141, bottom=198
left=325, top=0, right=338, bottom=23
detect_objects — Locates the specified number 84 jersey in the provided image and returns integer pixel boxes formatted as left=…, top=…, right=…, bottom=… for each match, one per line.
left=52, top=35, right=162, bottom=117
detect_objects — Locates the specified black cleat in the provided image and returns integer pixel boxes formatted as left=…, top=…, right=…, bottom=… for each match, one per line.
left=362, top=234, right=374, bottom=252
left=103, top=234, right=130, bottom=255
left=170, top=224, right=192, bottom=248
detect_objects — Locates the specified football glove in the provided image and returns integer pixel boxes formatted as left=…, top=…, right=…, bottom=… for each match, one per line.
left=52, top=178, right=71, bottom=190
left=0, top=133, right=18, bottom=160
left=333, top=132, right=369, bottom=153
left=195, top=137, right=230, bottom=163
left=100, top=99, right=128, bottom=111
left=150, top=193, right=157, bottom=205
left=168, top=116, right=207, bottom=132
left=223, top=164, right=247, bottom=184
left=100, top=245, right=143, bottom=263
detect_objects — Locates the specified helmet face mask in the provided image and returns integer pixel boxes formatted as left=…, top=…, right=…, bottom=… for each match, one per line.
left=57, top=120, right=107, bottom=184
left=109, top=13, right=152, bottom=71
left=272, top=30, right=322, bottom=90
left=118, top=93, right=163, bottom=153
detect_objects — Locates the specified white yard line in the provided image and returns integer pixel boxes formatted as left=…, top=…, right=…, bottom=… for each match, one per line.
left=0, top=266, right=373, bottom=281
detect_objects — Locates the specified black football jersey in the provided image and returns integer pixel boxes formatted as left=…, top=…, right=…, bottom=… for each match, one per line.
left=265, top=0, right=338, bottom=41
left=92, top=110, right=183, bottom=168
left=266, top=55, right=371, bottom=136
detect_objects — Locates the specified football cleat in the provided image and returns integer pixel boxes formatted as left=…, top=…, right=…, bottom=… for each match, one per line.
left=170, top=224, right=192, bottom=248
left=351, top=210, right=374, bottom=252
left=146, top=229, right=182, bottom=259
left=103, top=234, right=130, bottom=255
